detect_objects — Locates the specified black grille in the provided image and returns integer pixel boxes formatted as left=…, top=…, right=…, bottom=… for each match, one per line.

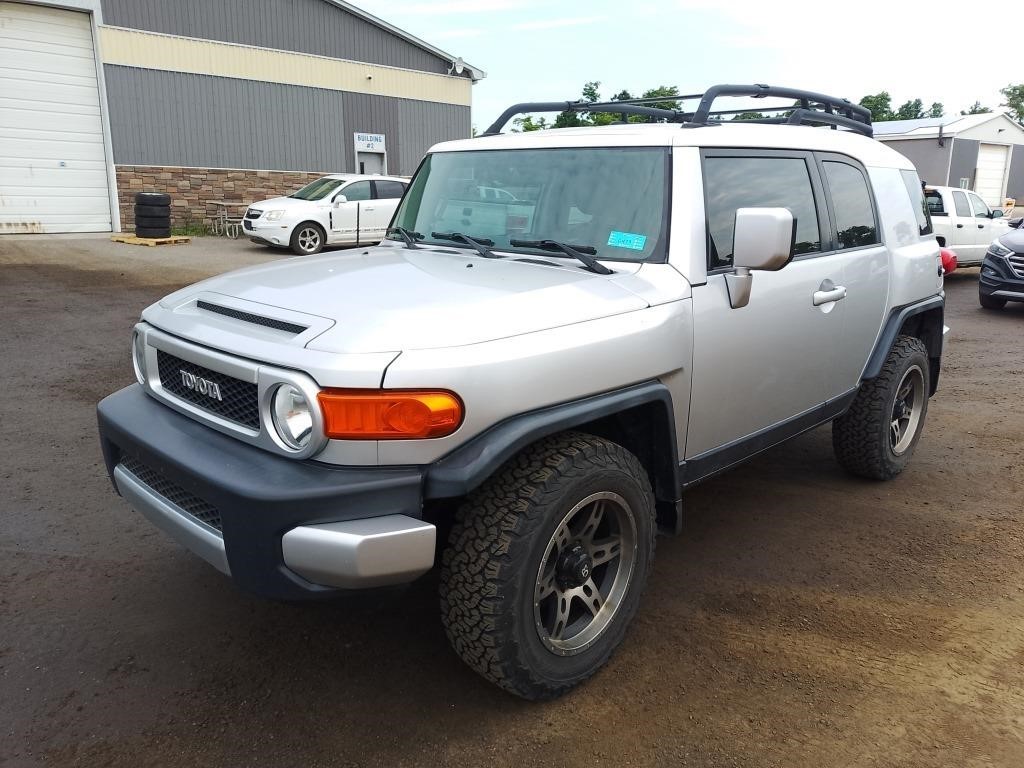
left=120, top=454, right=222, bottom=532
left=245, top=208, right=262, bottom=219
left=1008, top=253, right=1024, bottom=279
left=157, top=350, right=260, bottom=430
left=196, top=300, right=307, bottom=334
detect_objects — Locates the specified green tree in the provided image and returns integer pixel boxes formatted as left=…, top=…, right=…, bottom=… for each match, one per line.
left=859, top=92, right=894, bottom=122
left=732, top=111, right=766, bottom=121
left=511, top=115, right=549, bottom=132
left=961, top=101, right=992, bottom=115
left=1000, top=83, right=1024, bottom=124
left=894, top=99, right=925, bottom=120
left=928, top=102, right=944, bottom=118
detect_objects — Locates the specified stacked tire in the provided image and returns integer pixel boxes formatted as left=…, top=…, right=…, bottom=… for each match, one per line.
left=134, top=192, right=171, bottom=238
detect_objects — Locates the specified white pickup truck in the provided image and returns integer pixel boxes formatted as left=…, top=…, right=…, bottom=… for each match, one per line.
left=925, top=185, right=1010, bottom=266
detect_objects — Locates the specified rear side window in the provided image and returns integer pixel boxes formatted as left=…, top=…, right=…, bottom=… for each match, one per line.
left=924, top=189, right=946, bottom=216
left=822, top=161, right=878, bottom=249
left=704, top=156, right=820, bottom=269
left=375, top=180, right=406, bottom=199
left=900, top=170, right=933, bottom=236
left=952, top=190, right=972, bottom=217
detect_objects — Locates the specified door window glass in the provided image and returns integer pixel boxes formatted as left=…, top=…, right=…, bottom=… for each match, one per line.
left=952, top=190, right=972, bottom=217
left=969, top=192, right=990, bottom=218
left=823, top=161, right=879, bottom=248
left=374, top=180, right=406, bottom=199
left=924, top=189, right=946, bottom=216
left=339, top=181, right=371, bottom=202
left=704, top=156, right=820, bottom=269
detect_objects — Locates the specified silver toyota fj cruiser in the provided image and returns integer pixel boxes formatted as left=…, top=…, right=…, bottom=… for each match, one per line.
left=98, top=85, right=945, bottom=700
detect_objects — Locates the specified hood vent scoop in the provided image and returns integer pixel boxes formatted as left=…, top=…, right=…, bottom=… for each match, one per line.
left=196, top=300, right=308, bottom=335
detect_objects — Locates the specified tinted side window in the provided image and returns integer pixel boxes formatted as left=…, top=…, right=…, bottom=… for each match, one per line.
left=704, top=156, right=820, bottom=269
left=822, top=161, right=878, bottom=249
left=375, top=180, right=406, bottom=199
left=340, top=181, right=371, bottom=201
left=901, top=170, right=933, bottom=236
left=924, top=189, right=946, bottom=216
left=952, top=190, right=972, bottom=217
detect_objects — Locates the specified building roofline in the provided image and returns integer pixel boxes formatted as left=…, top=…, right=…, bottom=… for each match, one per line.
left=323, top=0, right=485, bottom=82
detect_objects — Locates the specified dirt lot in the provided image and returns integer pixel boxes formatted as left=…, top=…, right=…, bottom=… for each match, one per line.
left=1, top=236, right=1023, bottom=767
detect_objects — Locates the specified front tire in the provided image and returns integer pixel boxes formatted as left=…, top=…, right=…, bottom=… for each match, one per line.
left=440, top=432, right=655, bottom=700
left=290, top=223, right=325, bottom=255
left=832, top=335, right=930, bottom=480
left=979, top=292, right=1006, bottom=310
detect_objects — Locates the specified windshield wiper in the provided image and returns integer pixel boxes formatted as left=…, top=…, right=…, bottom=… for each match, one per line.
left=430, top=231, right=499, bottom=258
left=387, top=226, right=424, bottom=249
left=508, top=239, right=613, bottom=275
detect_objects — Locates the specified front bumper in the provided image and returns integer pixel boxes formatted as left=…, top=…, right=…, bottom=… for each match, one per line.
left=98, top=385, right=433, bottom=600
left=242, top=217, right=295, bottom=246
left=979, top=253, right=1024, bottom=302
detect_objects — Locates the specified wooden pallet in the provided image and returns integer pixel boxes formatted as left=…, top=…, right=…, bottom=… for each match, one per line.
left=111, top=234, right=191, bottom=247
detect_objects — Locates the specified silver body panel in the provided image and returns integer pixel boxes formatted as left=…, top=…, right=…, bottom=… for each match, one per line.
left=281, top=516, right=436, bottom=589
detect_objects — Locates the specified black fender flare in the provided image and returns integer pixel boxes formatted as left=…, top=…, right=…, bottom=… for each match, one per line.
left=424, top=381, right=680, bottom=511
left=861, top=296, right=944, bottom=392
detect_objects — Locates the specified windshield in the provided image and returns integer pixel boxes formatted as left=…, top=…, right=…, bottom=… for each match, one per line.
left=290, top=177, right=345, bottom=201
left=389, top=148, right=669, bottom=262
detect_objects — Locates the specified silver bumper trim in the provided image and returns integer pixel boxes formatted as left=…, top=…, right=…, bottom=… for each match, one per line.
left=113, top=464, right=231, bottom=575
left=282, top=515, right=435, bottom=589
left=992, top=290, right=1024, bottom=300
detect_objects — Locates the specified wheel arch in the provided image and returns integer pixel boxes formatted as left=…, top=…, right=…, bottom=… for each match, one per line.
left=862, top=297, right=944, bottom=395
left=424, top=381, right=682, bottom=533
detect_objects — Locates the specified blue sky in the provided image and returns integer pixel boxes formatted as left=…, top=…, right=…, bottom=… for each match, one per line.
left=346, top=0, right=1009, bottom=131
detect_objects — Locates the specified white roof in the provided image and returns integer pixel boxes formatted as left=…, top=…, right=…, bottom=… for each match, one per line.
left=873, top=112, right=1011, bottom=138
left=433, top=122, right=914, bottom=169
left=324, top=0, right=485, bottom=82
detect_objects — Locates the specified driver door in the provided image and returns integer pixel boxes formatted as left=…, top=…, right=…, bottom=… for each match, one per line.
left=686, top=150, right=846, bottom=464
left=329, top=180, right=371, bottom=243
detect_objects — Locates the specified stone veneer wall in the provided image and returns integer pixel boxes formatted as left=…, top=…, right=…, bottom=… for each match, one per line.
left=115, top=165, right=332, bottom=232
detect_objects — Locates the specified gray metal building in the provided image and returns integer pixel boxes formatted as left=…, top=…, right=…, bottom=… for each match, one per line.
left=0, top=0, right=483, bottom=233
left=875, top=113, right=1024, bottom=212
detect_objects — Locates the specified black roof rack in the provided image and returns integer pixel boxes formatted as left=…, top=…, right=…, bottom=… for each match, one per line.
left=481, top=83, right=873, bottom=137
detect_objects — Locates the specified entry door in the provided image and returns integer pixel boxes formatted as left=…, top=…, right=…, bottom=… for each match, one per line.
left=686, top=152, right=844, bottom=459
left=357, top=151, right=384, bottom=175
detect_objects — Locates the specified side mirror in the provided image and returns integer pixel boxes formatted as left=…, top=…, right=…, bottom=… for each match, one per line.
left=333, top=195, right=347, bottom=206
left=990, top=208, right=1004, bottom=219
left=726, top=207, right=796, bottom=309
left=1009, top=218, right=1022, bottom=229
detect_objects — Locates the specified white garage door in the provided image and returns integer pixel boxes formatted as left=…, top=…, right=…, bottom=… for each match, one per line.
left=975, top=143, right=1010, bottom=208
left=0, top=2, right=112, bottom=233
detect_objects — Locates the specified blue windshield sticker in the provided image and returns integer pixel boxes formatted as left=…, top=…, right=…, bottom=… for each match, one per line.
left=607, top=231, right=647, bottom=250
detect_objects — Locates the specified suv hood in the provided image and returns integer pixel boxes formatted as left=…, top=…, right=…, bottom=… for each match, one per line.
left=155, top=245, right=649, bottom=354
left=249, top=196, right=314, bottom=211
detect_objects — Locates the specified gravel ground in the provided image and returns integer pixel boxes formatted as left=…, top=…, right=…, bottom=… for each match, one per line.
left=1, top=236, right=1023, bottom=767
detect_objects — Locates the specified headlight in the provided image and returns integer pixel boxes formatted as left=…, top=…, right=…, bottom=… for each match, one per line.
left=989, top=240, right=1014, bottom=258
left=271, top=384, right=313, bottom=450
left=131, top=330, right=146, bottom=385
left=266, top=209, right=286, bottom=221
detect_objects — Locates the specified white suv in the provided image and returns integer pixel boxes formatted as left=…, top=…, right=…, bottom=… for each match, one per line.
left=98, top=85, right=945, bottom=701
left=243, top=174, right=408, bottom=255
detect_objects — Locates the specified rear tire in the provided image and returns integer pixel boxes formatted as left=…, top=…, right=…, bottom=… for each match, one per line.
left=440, top=432, right=656, bottom=700
left=832, top=335, right=930, bottom=480
left=135, top=204, right=170, bottom=217
left=979, top=292, right=1006, bottom=310
left=290, top=223, right=325, bottom=255
left=134, top=226, right=171, bottom=239
left=135, top=215, right=170, bottom=229
left=134, top=192, right=171, bottom=206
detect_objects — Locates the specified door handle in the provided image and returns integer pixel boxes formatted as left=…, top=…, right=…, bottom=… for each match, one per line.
left=956, top=223, right=963, bottom=228
left=812, top=281, right=847, bottom=306
left=364, top=207, right=376, bottom=212
left=978, top=224, right=984, bottom=229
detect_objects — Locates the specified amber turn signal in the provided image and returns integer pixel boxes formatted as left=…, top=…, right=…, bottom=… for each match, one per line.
left=317, top=389, right=464, bottom=440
